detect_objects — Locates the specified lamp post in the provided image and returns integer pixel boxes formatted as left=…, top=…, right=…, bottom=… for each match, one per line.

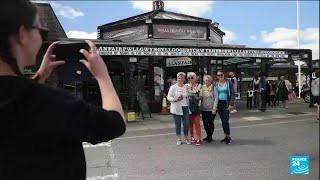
left=297, top=0, right=301, bottom=98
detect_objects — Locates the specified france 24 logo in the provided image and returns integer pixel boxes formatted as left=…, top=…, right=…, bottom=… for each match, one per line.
left=290, top=156, right=309, bottom=175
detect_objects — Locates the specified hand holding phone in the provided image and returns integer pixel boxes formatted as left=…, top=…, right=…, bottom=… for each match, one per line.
left=53, top=41, right=90, bottom=62
left=176, top=96, right=183, bottom=102
left=53, top=40, right=107, bottom=82
left=79, top=40, right=109, bottom=81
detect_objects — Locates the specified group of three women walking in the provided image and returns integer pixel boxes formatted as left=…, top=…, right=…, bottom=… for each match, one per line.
left=167, top=70, right=236, bottom=146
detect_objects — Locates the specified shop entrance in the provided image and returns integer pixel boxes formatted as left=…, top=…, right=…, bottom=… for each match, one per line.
left=164, top=56, right=200, bottom=94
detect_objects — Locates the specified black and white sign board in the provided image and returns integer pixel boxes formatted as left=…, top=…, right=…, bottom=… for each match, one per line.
left=166, top=57, right=192, bottom=67
left=236, top=93, right=241, bottom=100
left=96, top=46, right=289, bottom=58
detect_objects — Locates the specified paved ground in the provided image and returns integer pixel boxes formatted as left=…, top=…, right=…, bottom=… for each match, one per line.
left=83, top=100, right=319, bottom=180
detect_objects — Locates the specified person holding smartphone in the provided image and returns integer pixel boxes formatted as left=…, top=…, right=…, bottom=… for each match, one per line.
left=167, top=72, right=191, bottom=146
left=0, top=0, right=126, bottom=179
left=212, top=70, right=236, bottom=144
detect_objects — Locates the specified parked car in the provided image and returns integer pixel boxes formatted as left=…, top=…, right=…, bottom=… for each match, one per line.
left=300, top=85, right=311, bottom=103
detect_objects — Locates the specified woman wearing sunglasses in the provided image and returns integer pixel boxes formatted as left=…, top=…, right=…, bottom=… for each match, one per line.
left=187, top=72, right=202, bottom=146
left=0, top=1, right=126, bottom=179
left=212, top=70, right=236, bottom=144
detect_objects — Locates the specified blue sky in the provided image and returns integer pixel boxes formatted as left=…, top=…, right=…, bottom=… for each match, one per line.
left=36, top=0, right=319, bottom=59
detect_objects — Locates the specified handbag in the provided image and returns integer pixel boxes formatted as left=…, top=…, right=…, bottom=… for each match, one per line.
left=188, top=95, right=199, bottom=114
left=288, top=93, right=294, bottom=102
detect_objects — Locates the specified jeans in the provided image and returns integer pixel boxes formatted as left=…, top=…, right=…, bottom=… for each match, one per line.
left=253, top=93, right=261, bottom=108
left=172, top=106, right=189, bottom=136
left=217, top=100, right=231, bottom=135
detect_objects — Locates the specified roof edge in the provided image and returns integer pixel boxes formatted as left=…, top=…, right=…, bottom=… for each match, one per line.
left=159, top=10, right=212, bottom=22
left=98, top=10, right=155, bottom=29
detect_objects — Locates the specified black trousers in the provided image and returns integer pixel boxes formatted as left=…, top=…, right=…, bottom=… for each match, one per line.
left=201, top=111, right=216, bottom=140
left=260, top=90, right=266, bottom=112
left=247, top=96, right=252, bottom=108
left=269, top=95, right=275, bottom=106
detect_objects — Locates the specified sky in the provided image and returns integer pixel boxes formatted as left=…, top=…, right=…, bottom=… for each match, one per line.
left=33, top=0, right=319, bottom=60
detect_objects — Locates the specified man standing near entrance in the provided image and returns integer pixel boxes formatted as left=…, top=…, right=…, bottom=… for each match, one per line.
left=229, top=71, right=238, bottom=113
left=251, top=74, right=261, bottom=109
left=259, top=72, right=267, bottom=112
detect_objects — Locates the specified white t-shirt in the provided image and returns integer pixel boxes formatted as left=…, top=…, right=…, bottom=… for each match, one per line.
left=176, top=85, right=188, bottom=106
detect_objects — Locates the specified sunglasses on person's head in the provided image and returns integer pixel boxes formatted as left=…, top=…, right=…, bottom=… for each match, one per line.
left=31, top=26, right=49, bottom=41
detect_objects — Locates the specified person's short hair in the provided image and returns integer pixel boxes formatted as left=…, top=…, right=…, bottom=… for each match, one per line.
left=216, top=70, right=224, bottom=75
left=203, top=74, right=212, bottom=81
left=187, top=72, right=197, bottom=78
left=177, top=72, right=186, bottom=78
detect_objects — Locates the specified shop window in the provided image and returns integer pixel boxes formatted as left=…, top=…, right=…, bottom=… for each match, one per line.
left=154, top=66, right=164, bottom=101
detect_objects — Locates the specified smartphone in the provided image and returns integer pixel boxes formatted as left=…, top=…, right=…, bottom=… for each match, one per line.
left=53, top=41, right=90, bottom=62
left=53, top=41, right=92, bottom=82
left=56, top=62, right=93, bottom=83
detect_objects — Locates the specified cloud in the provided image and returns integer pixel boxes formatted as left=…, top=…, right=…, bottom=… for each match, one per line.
left=51, top=2, right=84, bottom=19
left=131, top=1, right=214, bottom=17
left=220, top=28, right=237, bottom=43
left=249, top=35, right=257, bottom=41
left=32, top=1, right=84, bottom=19
left=261, top=27, right=319, bottom=60
left=66, top=31, right=97, bottom=39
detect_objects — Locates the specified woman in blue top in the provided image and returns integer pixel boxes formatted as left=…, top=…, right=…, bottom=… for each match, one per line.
left=212, top=70, right=236, bottom=144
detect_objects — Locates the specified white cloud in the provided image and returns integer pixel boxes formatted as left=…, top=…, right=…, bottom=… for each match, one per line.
left=131, top=1, right=214, bottom=17
left=66, top=31, right=97, bottom=39
left=51, top=2, right=84, bottom=19
left=261, top=27, right=319, bottom=60
left=32, top=1, right=84, bottom=19
left=220, top=28, right=237, bottom=43
left=249, top=35, right=257, bottom=41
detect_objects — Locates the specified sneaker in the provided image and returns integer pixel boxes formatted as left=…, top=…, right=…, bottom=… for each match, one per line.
left=185, top=139, right=191, bottom=145
left=177, top=139, right=182, bottom=146
left=225, top=137, right=232, bottom=144
left=203, top=137, right=208, bottom=142
left=195, top=140, right=202, bottom=146
left=220, top=137, right=228, bottom=143
left=230, top=109, right=237, bottom=113
left=190, top=136, right=196, bottom=143
left=206, top=138, right=213, bottom=143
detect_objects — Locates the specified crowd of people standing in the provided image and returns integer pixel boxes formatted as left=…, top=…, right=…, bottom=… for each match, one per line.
left=246, top=72, right=295, bottom=111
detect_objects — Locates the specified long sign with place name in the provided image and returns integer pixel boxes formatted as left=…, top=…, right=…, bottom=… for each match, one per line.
left=96, top=46, right=289, bottom=58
